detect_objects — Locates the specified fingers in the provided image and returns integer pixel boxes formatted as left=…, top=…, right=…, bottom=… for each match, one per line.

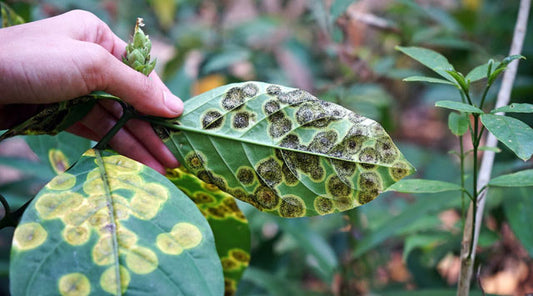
left=73, top=101, right=178, bottom=174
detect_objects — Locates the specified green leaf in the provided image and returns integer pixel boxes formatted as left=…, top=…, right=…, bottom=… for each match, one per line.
left=448, top=112, right=469, bottom=136
left=1, top=2, right=25, bottom=27
left=478, top=146, right=501, bottom=153
left=167, top=166, right=251, bottom=296
left=403, top=76, right=455, bottom=85
left=503, top=187, right=533, bottom=257
left=154, top=82, right=415, bottom=217
left=396, top=46, right=455, bottom=82
left=386, top=179, right=462, bottom=193
left=403, top=232, right=449, bottom=260
left=491, top=103, right=533, bottom=114
left=25, top=132, right=92, bottom=175
left=435, top=100, right=484, bottom=114
left=10, top=149, right=224, bottom=296
left=465, top=62, right=490, bottom=82
left=480, top=114, right=533, bottom=161
left=489, top=169, right=533, bottom=187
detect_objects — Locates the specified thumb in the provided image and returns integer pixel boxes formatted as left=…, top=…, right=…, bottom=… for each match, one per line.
left=100, top=56, right=183, bottom=118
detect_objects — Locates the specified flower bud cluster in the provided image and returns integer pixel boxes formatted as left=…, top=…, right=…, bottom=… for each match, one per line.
left=123, top=18, right=156, bottom=76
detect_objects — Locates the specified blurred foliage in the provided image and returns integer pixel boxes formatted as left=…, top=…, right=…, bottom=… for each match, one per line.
left=1, top=0, right=532, bottom=294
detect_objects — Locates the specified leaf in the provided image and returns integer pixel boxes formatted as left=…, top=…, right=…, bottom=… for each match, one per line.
left=1, top=2, right=25, bottom=27
left=435, top=100, right=484, bottom=114
left=0, top=95, right=99, bottom=141
left=10, top=149, right=224, bottom=296
left=491, top=103, right=533, bottom=114
left=448, top=112, right=469, bottom=136
left=277, top=219, right=338, bottom=282
left=153, top=82, right=415, bottom=217
left=386, top=179, right=462, bottom=193
left=396, top=46, right=455, bottom=82
left=166, top=167, right=251, bottom=296
left=480, top=114, right=533, bottom=161
left=503, top=187, right=533, bottom=257
left=403, top=232, right=449, bottom=260
left=403, top=76, right=455, bottom=85
left=465, top=62, right=490, bottom=82
left=25, top=132, right=92, bottom=175
left=489, top=169, right=533, bottom=187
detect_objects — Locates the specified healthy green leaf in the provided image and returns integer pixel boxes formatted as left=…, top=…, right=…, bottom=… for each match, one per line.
left=448, top=112, right=469, bottom=136
left=403, top=76, right=455, bottom=85
left=465, top=62, right=491, bottom=82
left=153, top=82, right=415, bottom=217
left=489, top=169, right=533, bottom=187
left=1, top=2, right=25, bottom=27
left=166, top=166, right=251, bottom=296
left=503, top=187, right=533, bottom=257
left=386, top=179, right=462, bottom=193
left=10, top=149, right=224, bottom=296
left=435, top=100, right=484, bottom=114
left=480, top=114, right=533, bottom=161
left=403, top=232, right=449, bottom=260
left=396, top=46, right=455, bottom=82
left=491, top=103, right=533, bottom=114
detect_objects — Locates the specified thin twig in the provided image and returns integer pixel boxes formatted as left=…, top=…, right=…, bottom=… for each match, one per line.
left=457, top=0, right=531, bottom=295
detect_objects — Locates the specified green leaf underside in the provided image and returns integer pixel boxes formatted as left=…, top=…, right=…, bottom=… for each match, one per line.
left=386, top=179, right=462, bottom=193
left=480, top=114, right=533, bottom=161
left=489, top=169, right=533, bottom=187
left=154, top=82, right=415, bottom=217
left=166, top=167, right=251, bottom=296
left=396, top=46, right=455, bottom=82
left=491, top=103, right=533, bottom=114
left=10, top=149, right=223, bottom=296
left=435, top=100, right=484, bottom=114
left=465, top=62, right=491, bottom=83
left=403, top=76, right=455, bottom=85
left=448, top=112, right=469, bottom=136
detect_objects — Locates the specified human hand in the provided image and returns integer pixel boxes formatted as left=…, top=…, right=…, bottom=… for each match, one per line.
left=0, top=10, right=182, bottom=174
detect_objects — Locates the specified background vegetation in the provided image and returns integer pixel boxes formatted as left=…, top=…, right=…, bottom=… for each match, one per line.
left=1, top=0, right=532, bottom=294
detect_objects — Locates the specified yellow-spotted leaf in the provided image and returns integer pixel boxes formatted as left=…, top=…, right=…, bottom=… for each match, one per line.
left=167, top=167, right=251, bottom=296
left=10, top=149, right=223, bottom=296
left=153, top=81, right=414, bottom=217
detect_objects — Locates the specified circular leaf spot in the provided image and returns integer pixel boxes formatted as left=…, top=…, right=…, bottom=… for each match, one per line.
left=13, top=222, right=48, bottom=251
left=58, top=273, right=91, bottom=296
left=100, top=265, right=130, bottom=295
left=279, top=195, right=305, bottom=217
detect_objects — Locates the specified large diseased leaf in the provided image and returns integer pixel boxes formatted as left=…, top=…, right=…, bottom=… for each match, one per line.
left=166, top=167, right=251, bottom=296
left=10, top=149, right=224, bottom=296
left=153, top=82, right=414, bottom=217
left=480, top=114, right=533, bottom=161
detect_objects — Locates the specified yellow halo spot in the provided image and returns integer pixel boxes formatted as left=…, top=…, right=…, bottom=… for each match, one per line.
left=221, top=257, right=240, bottom=271
left=170, top=222, right=203, bottom=249
left=125, top=246, right=158, bottom=274
left=88, top=208, right=109, bottom=227
left=83, top=149, right=96, bottom=157
left=103, top=155, right=142, bottom=173
left=58, top=273, right=91, bottom=296
left=63, top=225, right=90, bottom=246
left=13, top=222, right=48, bottom=251
left=48, top=149, right=70, bottom=174
left=92, top=236, right=115, bottom=266
left=35, top=192, right=84, bottom=220
left=83, top=170, right=105, bottom=195
left=100, top=265, right=130, bottom=294
left=117, top=226, right=138, bottom=249
left=143, top=183, right=169, bottom=202
left=156, top=233, right=184, bottom=255
left=108, top=174, right=143, bottom=191
left=46, top=173, right=76, bottom=190
left=129, top=193, right=161, bottom=220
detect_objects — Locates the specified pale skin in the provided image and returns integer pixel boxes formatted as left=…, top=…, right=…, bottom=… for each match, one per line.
left=0, top=10, right=182, bottom=174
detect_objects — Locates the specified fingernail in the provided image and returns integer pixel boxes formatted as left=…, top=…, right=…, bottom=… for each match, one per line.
left=164, top=91, right=183, bottom=116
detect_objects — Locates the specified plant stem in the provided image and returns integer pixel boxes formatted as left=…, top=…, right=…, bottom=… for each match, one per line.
left=456, top=1, right=530, bottom=294
left=94, top=102, right=135, bottom=150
